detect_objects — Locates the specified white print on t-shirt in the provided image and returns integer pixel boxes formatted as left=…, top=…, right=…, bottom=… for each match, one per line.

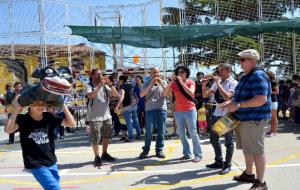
left=28, top=129, right=49, bottom=145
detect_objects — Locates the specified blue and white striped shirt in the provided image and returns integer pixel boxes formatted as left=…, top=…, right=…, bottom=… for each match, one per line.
left=233, top=69, right=272, bottom=121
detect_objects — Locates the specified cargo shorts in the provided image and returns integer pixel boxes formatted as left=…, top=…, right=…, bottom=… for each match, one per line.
left=90, top=119, right=113, bottom=145
left=235, top=120, right=270, bottom=155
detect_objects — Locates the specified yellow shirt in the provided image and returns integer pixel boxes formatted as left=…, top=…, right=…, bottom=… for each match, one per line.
left=197, top=107, right=206, bottom=121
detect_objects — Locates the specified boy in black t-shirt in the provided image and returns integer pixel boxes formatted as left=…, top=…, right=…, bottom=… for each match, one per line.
left=4, top=95, right=75, bottom=190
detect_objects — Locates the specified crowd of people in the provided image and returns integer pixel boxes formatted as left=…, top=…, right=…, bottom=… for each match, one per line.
left=2, top=49, right=300, bottom=190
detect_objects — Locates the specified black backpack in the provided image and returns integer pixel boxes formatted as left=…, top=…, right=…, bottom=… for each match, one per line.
left=122, top=83, right=138, bottom=107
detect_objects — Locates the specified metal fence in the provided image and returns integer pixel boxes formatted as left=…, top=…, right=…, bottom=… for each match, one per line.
left=0, top=0, right=299, bottom=79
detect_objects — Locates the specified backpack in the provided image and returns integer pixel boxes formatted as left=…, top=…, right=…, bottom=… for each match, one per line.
left=122, top=83, right=138, bottom=107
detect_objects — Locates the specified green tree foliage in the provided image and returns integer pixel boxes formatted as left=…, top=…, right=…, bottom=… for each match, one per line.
left=163, top=0, right=300, bottom=75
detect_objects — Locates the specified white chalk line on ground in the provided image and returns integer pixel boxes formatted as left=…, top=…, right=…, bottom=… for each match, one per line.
left=0, top=163, right=299, bottom=177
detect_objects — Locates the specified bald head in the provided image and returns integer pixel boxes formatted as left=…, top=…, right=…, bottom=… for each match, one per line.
left=150, top=67, right=160, bottom=78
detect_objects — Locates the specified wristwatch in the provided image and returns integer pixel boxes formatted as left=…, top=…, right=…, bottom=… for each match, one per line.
left=236, top=103, right=241, bottom=109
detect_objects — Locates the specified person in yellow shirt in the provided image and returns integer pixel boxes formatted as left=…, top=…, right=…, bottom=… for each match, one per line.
left=197, top=106, right=207, bottom=135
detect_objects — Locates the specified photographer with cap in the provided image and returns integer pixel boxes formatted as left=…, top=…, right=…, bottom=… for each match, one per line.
left=202, top=63, right=238, bottom=175
left=222, top=49, right=271, bottom=190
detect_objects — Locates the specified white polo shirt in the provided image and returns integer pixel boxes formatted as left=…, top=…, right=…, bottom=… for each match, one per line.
left=210, top=77, right=238, bottom=117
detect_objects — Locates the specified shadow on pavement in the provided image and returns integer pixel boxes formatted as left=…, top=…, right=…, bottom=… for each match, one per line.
left=109, top=157, right=193, bottom=173
left=131, top=168, right=220, bottom=186
left=169, top=182, right=242, bottom=190
left=58, top=161, right=93, bottom=169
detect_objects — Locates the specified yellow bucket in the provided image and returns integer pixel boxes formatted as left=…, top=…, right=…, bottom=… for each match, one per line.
left=212, top=113, right=240, bottom=137
left=116, top=109, right=126, bottom=125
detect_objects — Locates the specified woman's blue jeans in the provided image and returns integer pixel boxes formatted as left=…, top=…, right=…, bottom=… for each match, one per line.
left=123, top=105, right=141, bottom=140
left=174, top=110, right=203, bottom=158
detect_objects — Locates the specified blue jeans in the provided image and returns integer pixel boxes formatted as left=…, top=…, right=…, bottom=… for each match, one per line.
left=123, top=105, right=141, bottom=140
left=31, top=163, right=61, bottom=190
left=174, top=110, right=203, bottom=158
left=210, top=116, right=234, bottom=166
left=143, top=110, right=167, bottom=153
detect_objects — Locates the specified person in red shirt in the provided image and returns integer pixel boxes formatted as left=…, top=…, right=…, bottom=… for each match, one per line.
left=164, top=65, right=203, bottom=162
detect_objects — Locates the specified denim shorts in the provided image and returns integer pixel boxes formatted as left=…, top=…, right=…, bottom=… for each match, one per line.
left=272, top=102, right=278, bottom=110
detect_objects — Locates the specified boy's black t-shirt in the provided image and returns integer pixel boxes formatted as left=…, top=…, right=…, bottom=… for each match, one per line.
left=16, top=112, right=63, bottom=169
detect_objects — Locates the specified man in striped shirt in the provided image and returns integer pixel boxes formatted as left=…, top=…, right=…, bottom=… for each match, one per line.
left=223, top=49, right=271, bottom=190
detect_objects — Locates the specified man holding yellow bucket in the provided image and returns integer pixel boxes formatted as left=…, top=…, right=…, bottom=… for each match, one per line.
left=222, top=49, right=271, bottom=190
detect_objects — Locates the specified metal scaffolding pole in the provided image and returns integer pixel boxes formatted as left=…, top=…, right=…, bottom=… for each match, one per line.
left=8, top=0, right=15, bottom=60
left=292, top=0, right=297, bottom=74
left=38, top=0, right=47, bottom=68
left=258, top=0, right=264, bottom=66
left=216, top=0, right=220, bottom=65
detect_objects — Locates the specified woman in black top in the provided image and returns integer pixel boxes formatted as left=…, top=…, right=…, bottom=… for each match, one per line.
left=266, top=71, right=279, bottom=137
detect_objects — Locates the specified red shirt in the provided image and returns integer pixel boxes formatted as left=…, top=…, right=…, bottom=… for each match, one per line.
left=171, top=79, right=196, bottom=112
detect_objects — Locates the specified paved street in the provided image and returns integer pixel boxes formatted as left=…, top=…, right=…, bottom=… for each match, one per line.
left=0, top=120, right=299, bottom=190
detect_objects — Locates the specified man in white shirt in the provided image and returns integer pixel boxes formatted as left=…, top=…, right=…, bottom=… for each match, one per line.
left=202, top=63, right=238, bottom=175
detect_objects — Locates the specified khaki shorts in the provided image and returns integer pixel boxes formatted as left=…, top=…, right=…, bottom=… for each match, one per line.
left=235, top=120, right=270, bottom=155
left=90, top=119, right=113, bottom=145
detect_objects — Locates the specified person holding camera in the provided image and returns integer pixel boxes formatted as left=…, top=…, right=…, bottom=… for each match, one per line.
left=164, top=66, right=203, bottom=163
left=86, top=68, right=119, bottom=167
left=202, top=63, right=238, bottom=175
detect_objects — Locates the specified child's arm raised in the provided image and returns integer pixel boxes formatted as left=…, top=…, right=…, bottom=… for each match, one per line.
left=4, top=95, right=22, bottom=134
left=61, top=104, right=76, bottom=128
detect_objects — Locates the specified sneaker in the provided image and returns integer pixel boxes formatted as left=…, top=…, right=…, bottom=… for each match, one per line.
left=249, top=179, right=268, bottom=190
left=156, top=151, right=166, bottom=158
left=193, top=157, right=202, bottom=163
left=135, top=135, right=142, bottom=140
left=220, top=166, right=231, bottom=175
left=123, top=138, right=132, bottom=142
left=265, top=132, right=276, bottom=138
left=233, top=171, right=255, bottom=183
left=101, top=153, right=116, bottom=162
left=206, top=162, right=224, bottom=169
left=94, top=156, right=102, bottom=166
left=180, top=155, right=192, bottom=160
left=138, top=152, right=148, bottom=159
left=6, top=141, right=14, bottom=145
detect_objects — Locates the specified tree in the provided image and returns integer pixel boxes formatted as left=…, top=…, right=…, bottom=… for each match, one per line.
left=162, top=0, right=298, bottom=75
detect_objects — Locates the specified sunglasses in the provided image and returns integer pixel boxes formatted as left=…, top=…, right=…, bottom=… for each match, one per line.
left=240, top=58, right=253, bottom=62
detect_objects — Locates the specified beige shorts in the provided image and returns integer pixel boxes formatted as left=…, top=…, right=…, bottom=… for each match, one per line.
left=235, top=120, right=270, bottom=155
left=90, top=119, right=113, bottom=145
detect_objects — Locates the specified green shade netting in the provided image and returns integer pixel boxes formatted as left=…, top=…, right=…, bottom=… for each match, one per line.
left=69, top=19, right=300, bottom=48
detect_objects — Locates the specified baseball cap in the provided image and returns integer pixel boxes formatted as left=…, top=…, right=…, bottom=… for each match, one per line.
left=237, top=49, right=260, bottom=61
